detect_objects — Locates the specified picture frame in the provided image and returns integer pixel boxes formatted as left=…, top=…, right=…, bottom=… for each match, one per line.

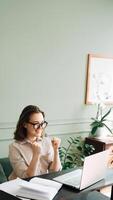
left=85, top=54, right=113, bottom=104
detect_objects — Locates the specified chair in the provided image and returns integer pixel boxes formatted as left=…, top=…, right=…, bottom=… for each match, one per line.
left=0, top=157, right=12, bottom=183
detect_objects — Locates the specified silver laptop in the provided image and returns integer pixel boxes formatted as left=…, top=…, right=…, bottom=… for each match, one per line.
left=53, top=150, right=109, bottom=190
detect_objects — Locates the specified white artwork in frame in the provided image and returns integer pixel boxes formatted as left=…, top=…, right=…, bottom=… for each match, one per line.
left=85, top=54, right=113, bottom=104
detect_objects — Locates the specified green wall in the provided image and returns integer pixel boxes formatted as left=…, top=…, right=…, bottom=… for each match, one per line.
left=0, top=0, right=113, bottom=157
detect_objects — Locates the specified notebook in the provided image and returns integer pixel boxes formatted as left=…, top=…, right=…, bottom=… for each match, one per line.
left=53, top=150, right=109, bottom=190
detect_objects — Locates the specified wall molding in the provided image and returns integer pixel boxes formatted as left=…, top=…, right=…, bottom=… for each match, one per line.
left=48, top=118, right=91, bottom=126
left=0, top=138, right=13, bottom=141
left=0, top=119, right=90, bottom=157
left=47, top=130, right=89, bottom=136
left=0, top=118, right=91, bottom=129
left=0, top=118, right=90, bottom=142
left=0, top=122, right=16, bottom=129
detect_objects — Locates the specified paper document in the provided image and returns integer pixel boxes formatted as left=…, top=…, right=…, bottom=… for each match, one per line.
left=0, top=177, right=62, bottom=200
left=17, top=177, right=62, bottom=200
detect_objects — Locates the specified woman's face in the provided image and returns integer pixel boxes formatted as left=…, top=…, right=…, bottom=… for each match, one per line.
left=25, top=112, right=45, bottom=140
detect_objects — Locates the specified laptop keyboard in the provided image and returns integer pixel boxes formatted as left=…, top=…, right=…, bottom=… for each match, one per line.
left=64, top=175, right=81, bottom=186
left=53, top=169, right=82, bottom=187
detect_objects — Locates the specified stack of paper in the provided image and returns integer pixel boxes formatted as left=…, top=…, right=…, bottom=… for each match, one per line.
left=0, top=177, right=62, bottom=200
left=17, top=177, right=62, bottom=200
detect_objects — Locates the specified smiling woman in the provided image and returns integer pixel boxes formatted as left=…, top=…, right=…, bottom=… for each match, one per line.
left=8, top=105, right=62, bottom=180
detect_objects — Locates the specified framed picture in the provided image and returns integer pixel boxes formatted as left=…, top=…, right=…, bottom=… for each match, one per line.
left=85, top=54, right=113, bottom=104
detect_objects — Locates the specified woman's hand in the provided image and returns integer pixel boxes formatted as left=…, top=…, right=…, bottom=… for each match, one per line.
left=49, top=137, right=62, bottom=172
left=31, top=141, right=41, bottom=156
left=26, top=142, right=41, bottom=177
left=51, top=137, right=61, bottom=151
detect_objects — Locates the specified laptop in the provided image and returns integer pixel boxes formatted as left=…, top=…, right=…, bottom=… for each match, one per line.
left=53, top=150, right=109, bottom=190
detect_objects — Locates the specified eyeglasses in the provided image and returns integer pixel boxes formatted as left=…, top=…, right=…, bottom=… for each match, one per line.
left=28, top=121, right=48, bottom=129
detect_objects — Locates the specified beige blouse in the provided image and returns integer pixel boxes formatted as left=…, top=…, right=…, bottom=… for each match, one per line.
left=8, top=137, right=54, bottom=180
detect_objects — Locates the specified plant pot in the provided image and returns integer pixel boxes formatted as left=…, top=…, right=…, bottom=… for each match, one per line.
left=92, top=127, right=112, bottom=138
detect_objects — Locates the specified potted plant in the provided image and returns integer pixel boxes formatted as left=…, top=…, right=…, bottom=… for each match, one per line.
left=59, top=136, right=95, bottom=170
left=90, top=103, right=113, bottom=137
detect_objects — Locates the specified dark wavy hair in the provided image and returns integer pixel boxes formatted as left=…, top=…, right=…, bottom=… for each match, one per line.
left=14, top=105, right=45, bottom=141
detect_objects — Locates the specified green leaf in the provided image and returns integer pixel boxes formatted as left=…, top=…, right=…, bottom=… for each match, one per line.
left=66, top=155, right=73, bottom=161
left=91, top=126, right=98, bottom=135
left=77, top=146, right=82, bottom=151
left=101, top=108, right=111, bottom=121
left=102, top=123, right=113, bottom=134
left=91, top=121, right=100, bottom=126
left=61, top=147, right=67, bottom=151
left=69, top=137, right=74, bottom=142
left=60, top=136, right=95, bottom=169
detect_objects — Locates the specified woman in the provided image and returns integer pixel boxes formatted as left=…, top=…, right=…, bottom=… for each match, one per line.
left=9, top=105, right=61, bottom=180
